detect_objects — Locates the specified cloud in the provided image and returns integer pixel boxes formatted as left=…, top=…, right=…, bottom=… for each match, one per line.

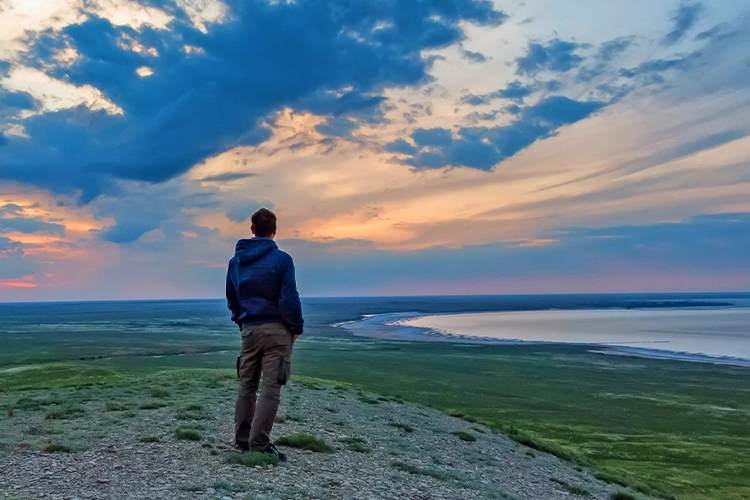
left=695, top=23, right=734, bottom=42
left=0, top=0, right=506, bottom=202
left=284, top=213, right=750, bottom=295
left=198, top=171, right=256, bottom=182
left=314, top=116, right=359, bottom=138
left=596, top=36, right=634, bottom=62
left=389, top=96, right=602, bottom=170
left=0, top=217, right=65, bottom=236
left=0, top=237, right=39, bottom=280
left=461, top=80, right=534, bottom=105
left=460, top=47, right=487, bottom=63
left=225, top=201, right=274, bottom=223
left=516, top=38, right=584, bottom=76
left=663, top=3, right=704, bottom=46
left=619, top=57, right=689, bottom=83
left=0, top=204, right=25, bottom=216
left=551, top=213, right=750, bottom=270
left=94, top=180, right=221, bottom=243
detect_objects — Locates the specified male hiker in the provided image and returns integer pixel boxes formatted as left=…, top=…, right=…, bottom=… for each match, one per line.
left=226, top=208, right=303, bottom=461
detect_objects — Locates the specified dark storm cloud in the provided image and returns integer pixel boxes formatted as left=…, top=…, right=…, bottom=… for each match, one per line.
left=663, top=3, right=704, bottom=46
left=388, top=96, right=602, bottom=170
left=0, top=0, right=506, bottom=201
left=515, top=39, right=584, bottom=76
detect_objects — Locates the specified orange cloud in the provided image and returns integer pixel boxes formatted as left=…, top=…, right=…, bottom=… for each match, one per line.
left=0, top=275, right=36, bottom=288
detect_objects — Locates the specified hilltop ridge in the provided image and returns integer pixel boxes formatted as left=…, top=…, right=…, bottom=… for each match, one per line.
left=0, top=371, right=639, bottom=500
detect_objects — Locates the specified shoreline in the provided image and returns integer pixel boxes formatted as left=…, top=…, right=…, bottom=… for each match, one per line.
left=336, top=308, right=750, bottom=368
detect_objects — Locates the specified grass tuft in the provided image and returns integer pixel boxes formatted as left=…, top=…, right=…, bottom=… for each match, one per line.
left=550, top=477, right=591, bottom=497
left=503, top=426, right=581, bottom=463
left=149, top=388, right=171, bottom=398
left=138, top=400, right=167, bottom=410
left=43, top=442, right=71, bottom=453
left=138, top=435, right=160, bottom=443
left=611, top=492, right=637, bottom=500
left=453, top=431, right=476, bottom=442
left=104, top=402, right=128, bottom=412
left=276, top=433, right=333, bottom=453
left=173, top=427, right=202, bottom=441
left=341, top=436, right=371, bottom=453
left=225, top=451, right=279, bottom=467
left=388, top=422, right=415, bottom=433
left=44, top=405, right=84, bottom=420
left=207, top=478, right=249, bottom=492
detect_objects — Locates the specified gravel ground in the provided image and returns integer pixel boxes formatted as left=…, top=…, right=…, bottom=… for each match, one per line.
left=0, top=374, right=635, bottom=500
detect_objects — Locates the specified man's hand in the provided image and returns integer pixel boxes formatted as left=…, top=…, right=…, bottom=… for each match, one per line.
left=292, top=334, right=301, bottom=344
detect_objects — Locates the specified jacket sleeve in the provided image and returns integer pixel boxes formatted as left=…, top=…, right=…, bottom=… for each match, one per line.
left=226, top=265, right=241, bottom=329
left=278, top=257, right=304, bottom=334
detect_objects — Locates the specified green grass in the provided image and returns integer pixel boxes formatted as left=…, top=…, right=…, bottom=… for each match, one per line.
left=225, top=451, right=279, bottom=467
left=276, top=433, right=333, bottom=453
left=292, top=339, right=750, bottom=499
left=611, top=492, right=638, bottom=500
left=104, top=402, right=129, bottom=412
left=43, top=442, right=71, bottom=453
left=173, top=427, right=202, bottom=441
left=149, top=388, right=171, bottom=399
left=551, top=477, right=591, bottom=497
left=1, top=324, right=749, bottom=500
left=44, top=405, right=84, bottom=420
left=388, top=422, right=415, bottom=433
left=341, top=436, right=371, bottom=453
left=453, top=431, right=476, bottom=442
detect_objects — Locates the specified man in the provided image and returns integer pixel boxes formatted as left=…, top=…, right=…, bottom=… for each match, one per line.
left=226, top=208, right=303, bottom=460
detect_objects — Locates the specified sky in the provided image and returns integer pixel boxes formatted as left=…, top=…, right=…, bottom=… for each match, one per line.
left=0, top=0, right=749, bottom=301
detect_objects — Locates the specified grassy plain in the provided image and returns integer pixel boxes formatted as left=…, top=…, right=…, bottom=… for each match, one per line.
left=1, top=299, right=749, bottom=500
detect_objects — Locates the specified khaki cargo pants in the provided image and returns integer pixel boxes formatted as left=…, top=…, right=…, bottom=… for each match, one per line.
left=234, top=322, right=293, bottom=451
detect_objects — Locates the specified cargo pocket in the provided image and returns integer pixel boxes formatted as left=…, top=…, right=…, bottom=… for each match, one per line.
left=278, top=356, right=291, bottom=385
left=236, top=356, right=241, bottom=379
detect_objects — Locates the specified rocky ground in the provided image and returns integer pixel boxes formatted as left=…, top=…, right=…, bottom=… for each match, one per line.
left=0, top=372, right=641, bottom=500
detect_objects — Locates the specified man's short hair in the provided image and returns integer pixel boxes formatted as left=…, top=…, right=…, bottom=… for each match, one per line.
left=251, top=208, right=277, bottom=237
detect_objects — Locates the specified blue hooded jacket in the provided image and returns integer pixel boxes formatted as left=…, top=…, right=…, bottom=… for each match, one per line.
left=226, top=237, right=303, bottom=334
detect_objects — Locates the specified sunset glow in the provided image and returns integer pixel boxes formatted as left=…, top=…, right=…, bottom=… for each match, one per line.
left=0, top=0, right=748, bottom=300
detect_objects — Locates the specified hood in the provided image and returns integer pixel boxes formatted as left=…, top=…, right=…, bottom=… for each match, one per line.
left=234, top=238, right=278, bottom=264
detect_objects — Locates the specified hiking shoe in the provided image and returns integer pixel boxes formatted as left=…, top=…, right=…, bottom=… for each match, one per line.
left=265, top=443, right=287, bottom=462
left=234, top=442, right=250, bottom=452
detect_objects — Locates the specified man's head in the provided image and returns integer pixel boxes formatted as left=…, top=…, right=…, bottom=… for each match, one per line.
left=250, top=208, right=277, bottom=238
